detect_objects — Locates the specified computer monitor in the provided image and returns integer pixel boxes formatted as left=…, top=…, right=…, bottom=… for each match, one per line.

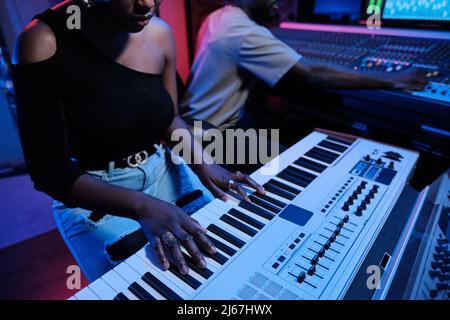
left=382, top=0, right=450, bottom=21
left=313, top=0, right=363, bottom=22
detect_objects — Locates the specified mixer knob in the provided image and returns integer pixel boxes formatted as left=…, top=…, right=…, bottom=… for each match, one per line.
left=297, top=272, right=306, bottom=284
left=437, top=239, right=448, bottom=246
left=435, top=244, right=449, bottom=254
left=311, top=254, right=319, bottom=265
left=429, top=270, right=440, bottom=279
left=355, top=207, right=363, bottom=217
left=433, top=253, right=445, bottom=261
left=308, top=265, right=316, bottom=276
left=360, top=203, right=367, bottom=211
left=376, top=158, right=383, bottom=165
left=431, top=262, right=442, bottom=270
left=318, top=247, right=326, bottom=257
left=335, top=227, right=341, bottom=236
left=343, top=215, right=350, bottom=223
left=342, top=202, right=350, bottom=212
left=364, top=155, right=371, bottom=162
left=338, top=220, right=345, bottom=228
left=436, top=283, right=450, bottom=291
left=388, top=161, right=395, bottom=169
left=329, top=233, right=337, bottom=243
left=324, top=240, right=332, bottom=250
left=429, top=290, right=438, bottom=298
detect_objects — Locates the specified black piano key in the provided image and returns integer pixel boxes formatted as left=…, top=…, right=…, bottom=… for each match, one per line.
left=142, top=272, right=183, bottom=300
left=278, top=171, right=309, bottom=188
left=305, top=147, right=339, bottom=164
left=113, top=292, right=130, bottom=301
left=128, top=282, right=157, bottom=301
left=248, top=194, right=281, bottom=214
left=168, top=266, right=202, bottom=290
left=239, top=200, right=276, bottom=221
left=263, top=182, right=296, bottom=201
left=319, top=140, right=347, bottom=153
left=294, top=157, right=327, bottom=174
left=286, top=165, right=317, bottom=182
left=326, top=136, right=352, bottom=146
left=207, top=251, right=228, bottom=265
left=267, top=179, right=301, bottom=195
left=282, top=168, right=312, bottom=187
left=208, top=224, right=246, bottom=248
left=220, top=214, right=258, bottom=237
left=228, top=208, right=265, bottom=230
left=182, top=253, right=213, bottom=279
left=207, top=235, right=237, bottom=256
left=250, top=192, right=287, bottom=209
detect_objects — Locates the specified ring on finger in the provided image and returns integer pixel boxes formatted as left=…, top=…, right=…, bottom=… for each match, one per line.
left=161, top=231, right=178, bottom=247
left=181, top=234, right=194, bottom=242
left=235, top=171, right=242, bottom=176
left=227, top=179, right=235, bottom=190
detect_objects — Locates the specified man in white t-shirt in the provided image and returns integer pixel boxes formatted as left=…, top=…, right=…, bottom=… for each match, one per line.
left=181, top=0, right=427, bottom=131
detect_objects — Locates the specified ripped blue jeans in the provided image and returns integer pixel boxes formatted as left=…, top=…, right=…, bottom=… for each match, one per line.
left=53, top=145, right=214, bottom=282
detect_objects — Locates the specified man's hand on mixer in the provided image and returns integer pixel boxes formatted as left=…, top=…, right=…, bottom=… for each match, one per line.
left=138, top=198, right=217, bottom=275
left=388, top=68, right=430, bottom=91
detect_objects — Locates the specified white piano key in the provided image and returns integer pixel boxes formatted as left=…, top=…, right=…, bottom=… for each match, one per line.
left=301, top=154, right=330, bottom=168
left=114, top=260, right=165, bottom=300
left=290, top=162, right=321, bottom=177
left=74, top=287, right=99, bottom=300
left=89, top=277, right=118, bottom=300
left=101, top=270, right=139, bottom=300
left=68, top=296, right=77, bottom=300
left=272, top=176, right=306, bottom=192
left=127, top=253, right=192, bottom=298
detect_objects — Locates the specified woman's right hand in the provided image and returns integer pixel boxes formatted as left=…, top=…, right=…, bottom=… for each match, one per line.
left=137, top=197, right=216, bottom=275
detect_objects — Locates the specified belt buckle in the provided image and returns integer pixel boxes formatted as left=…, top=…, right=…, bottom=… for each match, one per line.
left=126, top=150, right=149, bottom=168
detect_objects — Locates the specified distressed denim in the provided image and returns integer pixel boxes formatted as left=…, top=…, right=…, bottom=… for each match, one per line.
left=53, top=145, right=214, bottom=282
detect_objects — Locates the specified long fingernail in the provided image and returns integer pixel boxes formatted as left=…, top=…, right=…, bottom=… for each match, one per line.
left=199, top=259, right=207, bottom=269
left=260, top=187, right=266, bottom=194
left=163, top=261, right=170, bottom=270
left=210, top=246, right=217, bottom=254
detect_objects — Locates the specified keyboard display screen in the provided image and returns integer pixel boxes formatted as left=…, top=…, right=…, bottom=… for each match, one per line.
left=382, top=0, right=450, bottom=21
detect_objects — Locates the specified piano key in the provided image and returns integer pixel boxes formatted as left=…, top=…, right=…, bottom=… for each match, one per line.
left=182, top=252, right=214, bottom=279
left=319, top=140, right=347, bottom=153
left=294, top=157, right=327, bottom=174
left=227, top=208, right=265, bottom=230
left=263, top=182, right=296, bottom=201
left=326, top=136, right=352, bottom=146
left=114, top=258, right=166, bottom=300
left=277, top=171, right=309, bottom=188
left=266, top=179, right=301, bottom=195
left=128, top=253, right=192, bottom=297
left=249, top=192, right=287, bottom=209
left=239, top=201, right=275, bottom=221
left=129, top=282, right=157, bottom=300
left=102, top=270, right=139, bottom=300
left=305, top=147, right=339, bottom=164
left=142, top=272, right=183, bottom=300
left=168, top=265, right=202, bottom=290
left=286, top=165, right=317, bottom=182
left=114, top=292, right=130, bottom=301
left=195, top=209, right=252, bottom=245
left=248, top=194, right=281, bottom=214
left=68, top=296, right=77, bottom=300
left=210, top=199, right=270, bottom=226
left=207, top=224, right=246, bottom=248
left=89, top=278, right=118, bottom=300
left=74, top=287, right=99, bottom=300
left=207, top=234, right=237, bottom=256
left=220, top=214, right=258, bottom=237
left=206, top=251, right=228, bottom=265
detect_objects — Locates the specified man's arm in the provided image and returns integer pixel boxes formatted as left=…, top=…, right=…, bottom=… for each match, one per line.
left=280, top=57, right=429, bottom=92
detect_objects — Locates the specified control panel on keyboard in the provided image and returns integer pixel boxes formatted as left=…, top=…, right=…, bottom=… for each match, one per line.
left=71, top=131, right=420, bottom=300
left=273, top=26, right=450, bottom=104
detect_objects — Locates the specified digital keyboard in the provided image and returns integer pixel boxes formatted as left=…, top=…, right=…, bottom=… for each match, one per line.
left=70, top=131, right=420, bottom=300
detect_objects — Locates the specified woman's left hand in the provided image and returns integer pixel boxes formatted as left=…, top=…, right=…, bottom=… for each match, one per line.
left=195, top=163, right=265, bottom=201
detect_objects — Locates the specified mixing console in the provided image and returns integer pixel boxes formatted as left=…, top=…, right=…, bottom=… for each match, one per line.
left=273, top=25, right=450, bottom=103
